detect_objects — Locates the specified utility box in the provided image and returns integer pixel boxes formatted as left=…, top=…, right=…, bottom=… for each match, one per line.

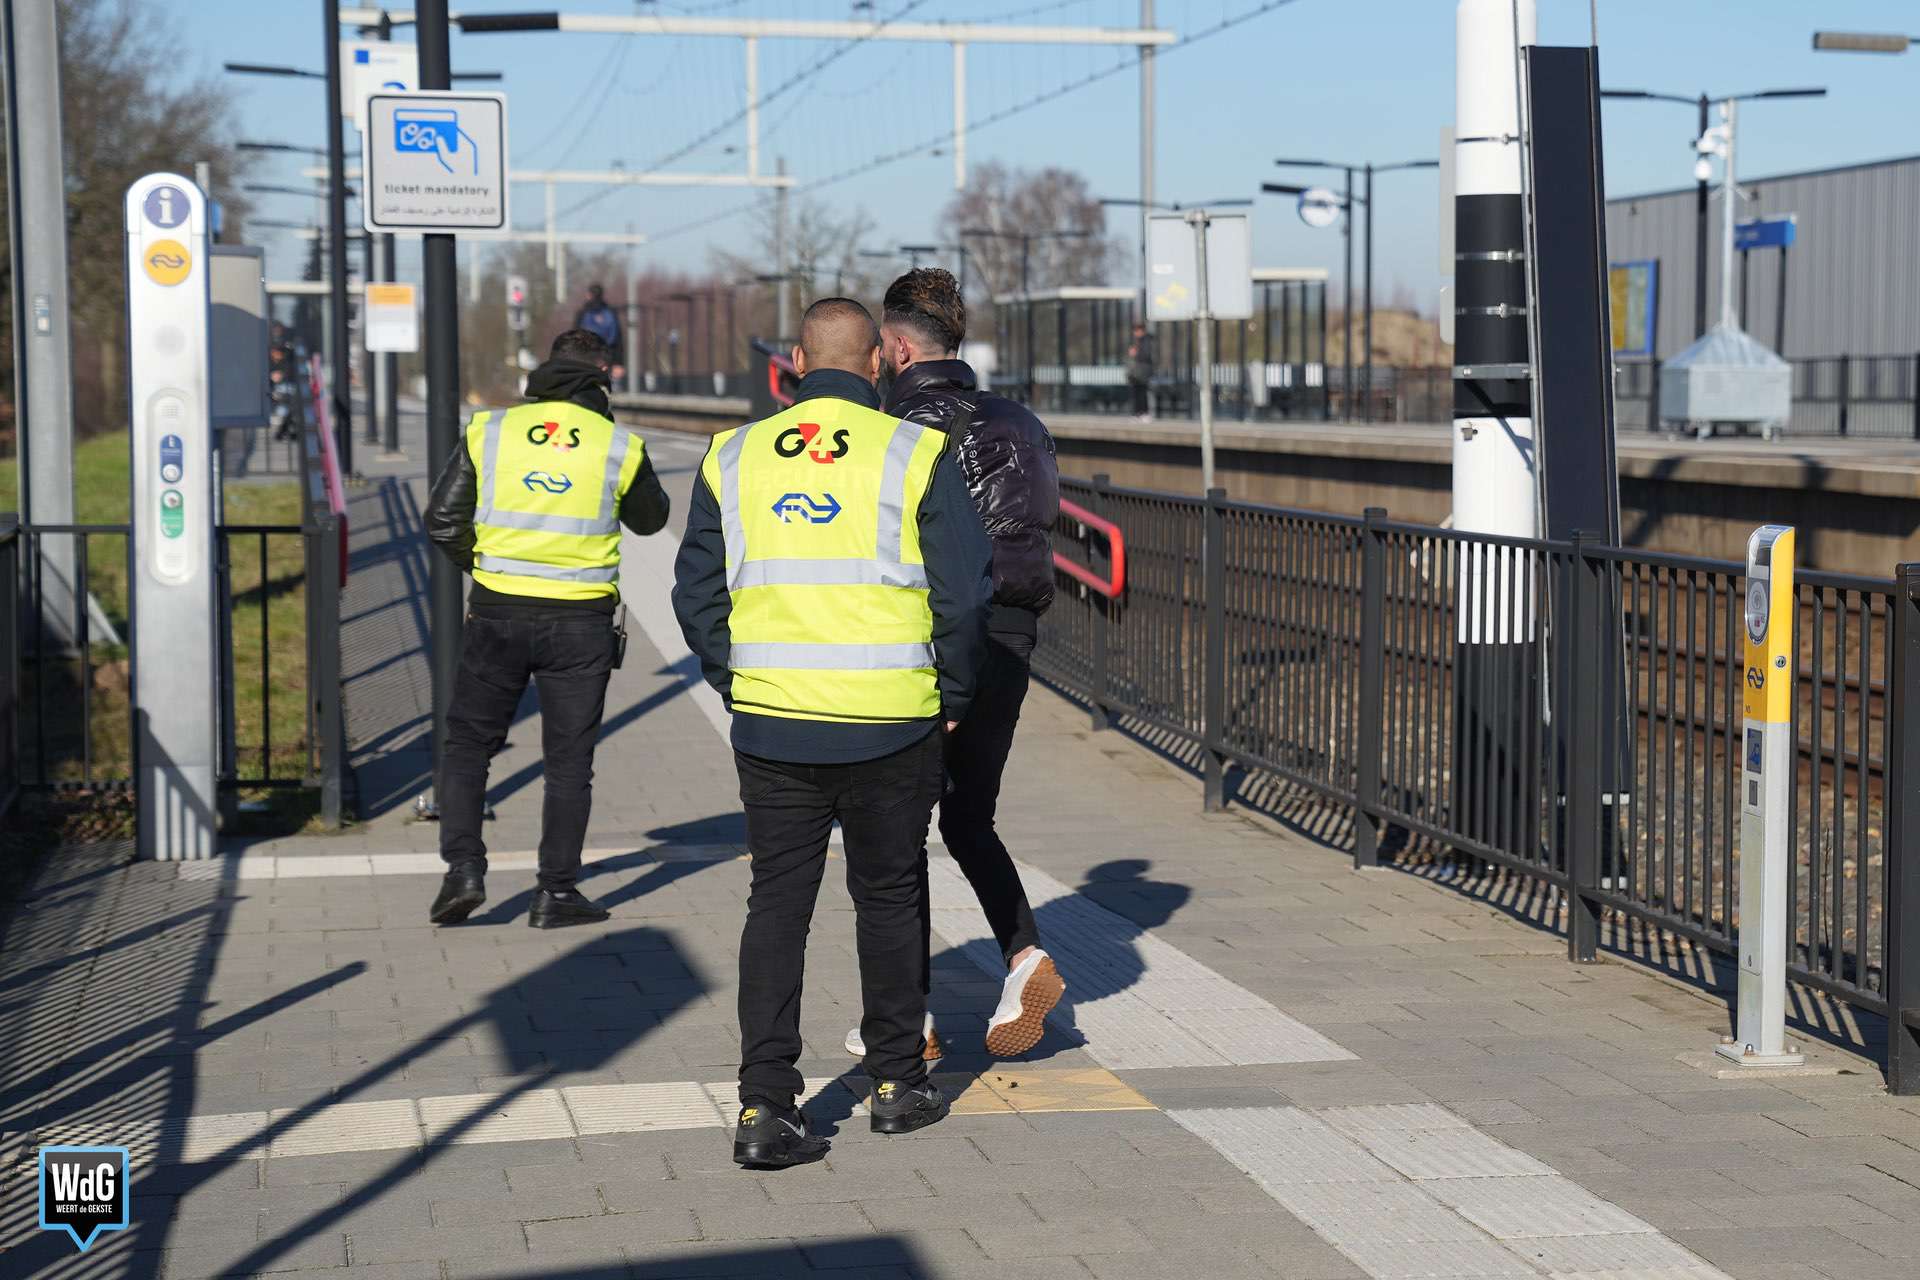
left=1657, top=324, right=1792, bottom=440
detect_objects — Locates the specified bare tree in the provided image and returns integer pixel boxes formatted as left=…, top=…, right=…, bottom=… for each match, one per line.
left=936, top=162, right=1120, bottom=309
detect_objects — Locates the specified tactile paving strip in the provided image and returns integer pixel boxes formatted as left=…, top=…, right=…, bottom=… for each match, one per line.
left=1170, top=1105, right=1731, bottom=1280
left=1424, top=1176, right=1655, bottom=1240
left=562, top=1081, right=726, bottom=1134
left=268, top=1099, right=421, bottom=1157
left=418, top=1090, right=572, bottom=1145
left=927, top=861, right=1354, bottom=1069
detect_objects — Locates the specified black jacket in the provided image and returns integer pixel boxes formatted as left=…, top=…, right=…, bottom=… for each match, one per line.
left=671, top=367, right=993, bottom=765
left=883, top=360, right=1058, bottom=633
left=424, top=358, right=672, bottom=610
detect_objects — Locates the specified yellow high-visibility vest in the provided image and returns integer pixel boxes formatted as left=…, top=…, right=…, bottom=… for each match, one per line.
left=467, top=401, right=645, bottom=601
left=701, top=397, right=948, bottom=723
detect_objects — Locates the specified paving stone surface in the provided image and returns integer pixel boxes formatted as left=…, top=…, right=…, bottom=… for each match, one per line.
left=0, top=424, right=1916, bottom=1279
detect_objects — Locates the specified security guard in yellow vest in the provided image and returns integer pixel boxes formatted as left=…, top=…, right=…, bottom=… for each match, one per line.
left=672, top=298, right=991, bottom=1167
left=425, top=329, right=671, bottom=928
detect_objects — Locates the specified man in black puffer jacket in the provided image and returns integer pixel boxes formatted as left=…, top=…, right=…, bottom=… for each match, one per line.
left=862, top=268, right=1066, bottom=1059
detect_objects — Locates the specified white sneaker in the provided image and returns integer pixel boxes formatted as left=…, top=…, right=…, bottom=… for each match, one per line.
left=985, top=949, right=1065, bottom=1058
left=845, top=1011, right=942, bottom=1061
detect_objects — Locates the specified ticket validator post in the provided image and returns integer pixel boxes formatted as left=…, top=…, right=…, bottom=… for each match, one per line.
left=125, top=173, right=218, bottom=859
left=1716, top=524, right=1804, bottom=1067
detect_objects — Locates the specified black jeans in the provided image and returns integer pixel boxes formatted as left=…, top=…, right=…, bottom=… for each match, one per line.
left=1129, top=381, right=1150, bottom=415
left=439, top=610, right=615, bottom=891
left=938, top=632, right=1041, bottom=970
left=735, top=729, right=944, bottom=1107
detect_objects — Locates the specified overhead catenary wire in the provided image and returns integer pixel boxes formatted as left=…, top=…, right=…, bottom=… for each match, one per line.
left=642, top=0, right=1305, bottom=245
left=557, top=0, right=932, bottom=222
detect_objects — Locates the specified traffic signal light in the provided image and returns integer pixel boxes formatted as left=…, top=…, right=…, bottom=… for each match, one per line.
left=506, top=273, right=528, bottom=332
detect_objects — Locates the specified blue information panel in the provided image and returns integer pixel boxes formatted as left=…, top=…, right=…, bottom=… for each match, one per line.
left=1736, top=216, right=1798, bottom=252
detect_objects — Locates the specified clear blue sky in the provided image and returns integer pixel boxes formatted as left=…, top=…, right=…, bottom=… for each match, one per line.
left=187, top=0, right=1915, bottom=306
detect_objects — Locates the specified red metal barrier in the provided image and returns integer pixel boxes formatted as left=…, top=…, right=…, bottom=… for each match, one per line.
left=1053, top=497, right=1125, bottom=598
left=766, top=349, right=797, bottom=408
left=307, top=356, right=350, bottom=587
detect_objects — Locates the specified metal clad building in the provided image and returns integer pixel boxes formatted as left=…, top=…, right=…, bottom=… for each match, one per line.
left=1605, top=153, right=1920, bottom=361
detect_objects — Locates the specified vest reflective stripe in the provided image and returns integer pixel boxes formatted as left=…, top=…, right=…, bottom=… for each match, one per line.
left=715, top=424, right=752, bottom=591
left=469, top=402, right=642, bottom=601
left=728, top=559, right=928, bottom=590
left=729, top=641, right=935, bottom=671
left=475, top=554, right=619, bottom=583
left=714, top=418, right=928, bottom=593
left=875, top=419, right=928, bottom=565
left=473, top=414, right=628, bottom=538
left=703, top=399, right=947, bottom=724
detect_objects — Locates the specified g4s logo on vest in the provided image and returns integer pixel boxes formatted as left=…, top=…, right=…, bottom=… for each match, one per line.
left=775, top=423, right=850, bottom=464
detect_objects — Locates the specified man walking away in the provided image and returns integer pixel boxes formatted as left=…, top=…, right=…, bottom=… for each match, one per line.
left=575, top=282, right=624, bottom=353
left=872, top=268, right=1065, bottom=1060
left=1126, top=321, right=1156, bottom=421
left=673, top=298, right=991, bottom=1167
left=424, top=329, right=671, bottom=928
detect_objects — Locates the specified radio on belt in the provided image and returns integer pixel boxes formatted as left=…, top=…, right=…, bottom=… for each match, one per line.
left=1715, top=523, right=1805, bottom=1069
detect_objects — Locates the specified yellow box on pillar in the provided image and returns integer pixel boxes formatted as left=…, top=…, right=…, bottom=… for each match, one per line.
left=1719, top=524, right=1804, bottom=1068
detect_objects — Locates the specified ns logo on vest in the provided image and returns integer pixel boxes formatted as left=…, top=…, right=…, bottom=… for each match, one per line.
left=775, top=423, right=850, bottom=464
left=772, top=493, right=841, bottom=524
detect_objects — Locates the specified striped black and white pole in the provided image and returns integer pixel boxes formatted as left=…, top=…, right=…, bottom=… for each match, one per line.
left=1452, top=0, right=1537, bottom=852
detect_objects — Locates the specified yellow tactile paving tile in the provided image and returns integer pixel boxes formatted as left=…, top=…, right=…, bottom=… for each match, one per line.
left=973, top=1066, right=1156, bottom=1113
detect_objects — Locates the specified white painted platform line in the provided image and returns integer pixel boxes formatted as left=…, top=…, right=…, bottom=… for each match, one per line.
left=1171, top=1104, right=1732, bottom=1280
left=9, top=1076, right=864, bottom=1167
left=927, top=859, right=1355, bottom=1070
left=175, top=844, right=747, bottom=881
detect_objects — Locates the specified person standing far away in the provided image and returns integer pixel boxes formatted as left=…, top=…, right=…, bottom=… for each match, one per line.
left=575, top=282, right=625, bottom=388
left=422, top=328, right=671, bottom=929
left=1126, top=321, right=1156, bottom=421
left=672, top=297, right=992, bottom=1168
left=869, top=268, right=1067, bottom=1064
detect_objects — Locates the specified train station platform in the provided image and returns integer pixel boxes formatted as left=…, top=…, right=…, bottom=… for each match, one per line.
left=4, top=423, right=1920, bottom=1279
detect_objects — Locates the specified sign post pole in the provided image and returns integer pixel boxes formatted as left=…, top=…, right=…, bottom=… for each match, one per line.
left=1717, top=523, right=1806, bottom=1069
left=126, top=174, right=218, bottom=860
left=1187, top=209, right=1215, bottom=492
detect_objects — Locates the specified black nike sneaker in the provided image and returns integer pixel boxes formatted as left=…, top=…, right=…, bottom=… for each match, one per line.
left=732, top=1098, right=829, bottom=1169
left=868, top=1078, right=949, bottom=1135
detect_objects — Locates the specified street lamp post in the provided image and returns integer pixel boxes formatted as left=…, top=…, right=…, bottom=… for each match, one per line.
left=1272, top=157, right=1437, bottom=423
left=1599, top=87, right=1825, bottom=341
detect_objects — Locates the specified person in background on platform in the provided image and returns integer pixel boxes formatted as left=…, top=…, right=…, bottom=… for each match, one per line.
left=1126, top=321, right=1156, bottom=422
left=423, top=329, right=670, bottom=929
left=575, top=283, right=626, bottom=389
left=672, top=297, right=991, bottom=1168
left=867, top=267, right=1066, bottom=1064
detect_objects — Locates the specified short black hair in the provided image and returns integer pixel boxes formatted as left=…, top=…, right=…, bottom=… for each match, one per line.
left=799, top=297, right=880, bottom=371
left=550, top=328, right=613, bottom=367
left=882, top=268, right=965, bottom=353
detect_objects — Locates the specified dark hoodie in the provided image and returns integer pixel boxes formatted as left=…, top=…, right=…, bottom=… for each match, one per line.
left=424, top=357, right=672, bottom=615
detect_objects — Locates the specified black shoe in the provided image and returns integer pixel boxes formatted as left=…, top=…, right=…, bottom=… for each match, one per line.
left=429, top=869, right=486, bottom=924
left=732, top=1098, right=828, bottom=1169
left=527, top=887, right=610, bottom=929
left=868, top=1078, right=949, bottom=1136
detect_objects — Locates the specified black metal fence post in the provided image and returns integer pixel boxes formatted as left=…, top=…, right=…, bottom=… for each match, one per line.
left=1910, top=353, right=1920, bottom=442
left=1564, top=532, right=1603, bottom=963
left=306, top=517, right=345, bottom=829
left=1088, top=473, right=1111, bottom=732
left=1354, top=507, right=1388, bottom=867
left=1838, top=353, right=1852, bottom=437
left=0, top=521, right=18, bottom=817
left=1885, top=563, right=1920, bottom=1092
left=1203, top=487, right=1228, bottom=811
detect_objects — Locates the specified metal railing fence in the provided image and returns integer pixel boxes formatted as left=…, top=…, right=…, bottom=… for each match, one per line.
left=1039, top=474, right=1918, bottom=1085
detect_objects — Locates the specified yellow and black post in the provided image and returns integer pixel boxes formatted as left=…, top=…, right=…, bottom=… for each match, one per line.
left=1716, top=524, right=1805, bottom=1068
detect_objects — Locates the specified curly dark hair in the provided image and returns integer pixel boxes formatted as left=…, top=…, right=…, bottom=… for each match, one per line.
left=882, top=267, right=966, bottom=354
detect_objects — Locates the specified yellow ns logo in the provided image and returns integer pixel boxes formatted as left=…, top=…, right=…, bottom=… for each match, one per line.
left=144, top=240, right=191, bottom=286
